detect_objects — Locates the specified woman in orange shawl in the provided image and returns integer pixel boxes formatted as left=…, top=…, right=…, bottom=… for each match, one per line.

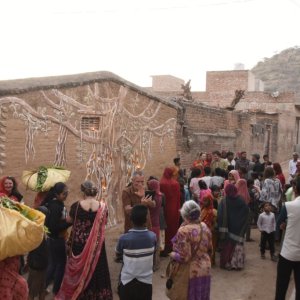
left=160, top=167, right=181, bottom=254
left=200, top=193, right=217, bottom=265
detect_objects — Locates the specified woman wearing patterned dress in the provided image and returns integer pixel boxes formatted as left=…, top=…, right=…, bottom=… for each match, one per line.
left=56, top=180, right=112, bottom=300
left=169, top=200, right=212, bottom=300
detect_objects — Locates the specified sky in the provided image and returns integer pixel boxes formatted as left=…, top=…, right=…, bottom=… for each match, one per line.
left=0, top=0, right=300, bottom=90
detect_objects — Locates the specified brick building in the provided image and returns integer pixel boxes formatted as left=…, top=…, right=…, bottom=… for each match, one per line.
left=150, top=70, right=299, bottom=170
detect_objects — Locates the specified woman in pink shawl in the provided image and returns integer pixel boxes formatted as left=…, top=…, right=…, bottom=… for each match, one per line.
left=160, top=167, right=181, bottom=254
left=223, top=170, right=240, bottom=193
left=56, top=181, right=112, bottom=300
left=236, top=179, right=250, bottom=204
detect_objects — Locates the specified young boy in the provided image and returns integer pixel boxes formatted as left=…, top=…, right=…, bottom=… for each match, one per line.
left=257, top=202, right=277, bottom=261
left=116, top=205, right=156, bottom=300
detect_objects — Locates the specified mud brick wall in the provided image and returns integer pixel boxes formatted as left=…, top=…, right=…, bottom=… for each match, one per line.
left=0, top=72, right=179, bottom=225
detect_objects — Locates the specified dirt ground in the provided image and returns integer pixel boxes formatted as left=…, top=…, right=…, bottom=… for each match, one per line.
left=43, top=224, right=295, bottom=300
left=105, top=225, right=295, bottom=300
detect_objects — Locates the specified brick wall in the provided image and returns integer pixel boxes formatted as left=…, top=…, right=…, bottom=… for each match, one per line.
left=0, top=73, right=179, bottom=225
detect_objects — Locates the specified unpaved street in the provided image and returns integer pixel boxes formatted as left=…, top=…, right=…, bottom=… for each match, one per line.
left=44, top=225, right=295, bottom=300
left=105, top=225, right=295, bottom=300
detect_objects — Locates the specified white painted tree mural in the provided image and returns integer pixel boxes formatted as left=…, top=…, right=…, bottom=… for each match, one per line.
left=0, top=83, right=176, bottom=225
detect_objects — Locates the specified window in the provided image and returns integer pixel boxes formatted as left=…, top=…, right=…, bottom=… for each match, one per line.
left=81, top=117, right=100, bottom=131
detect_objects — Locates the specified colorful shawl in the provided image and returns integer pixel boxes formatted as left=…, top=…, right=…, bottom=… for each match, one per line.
left=236, top=179, right=250, bottom=204
left=223, top=170, right=240, bottom=193
left=200, top=194, right=214, bottom=230
left=55, top=202, right=107, bottom=300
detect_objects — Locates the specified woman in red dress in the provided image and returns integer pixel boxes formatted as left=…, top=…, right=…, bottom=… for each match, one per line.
left=160, top=167, right=181, bottom=254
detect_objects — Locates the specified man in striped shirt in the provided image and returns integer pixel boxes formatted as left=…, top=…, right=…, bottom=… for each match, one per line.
left=116, top=205, right=156, bottom=300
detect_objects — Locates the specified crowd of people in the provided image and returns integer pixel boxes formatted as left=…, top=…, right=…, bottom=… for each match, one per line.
left=0, top=149, right=299, bottom=300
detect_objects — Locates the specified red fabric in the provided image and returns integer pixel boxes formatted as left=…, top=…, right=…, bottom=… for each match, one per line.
left=160, top=167, right=180, bottom=253
left=33, top=191, right=48, bottom=208
left=200, top=194, right=214, bottom=230
left=0, top=256, right=28, bottom=300
left=192, top=160, right=204, bottom=176
left=55, top=202, right=108, bottom=300
left=276, top=173, right=286, bottom=187
left=148, top=179, right=162, bottom=228
left=199, top=188, right=212, bottom=207
left=236, top=179, right=250, bottom=204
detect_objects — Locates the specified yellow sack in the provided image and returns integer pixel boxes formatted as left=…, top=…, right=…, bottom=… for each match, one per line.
left=0, top=203, right=45, bottom=261
left=22, top=168, right=71, bottom=192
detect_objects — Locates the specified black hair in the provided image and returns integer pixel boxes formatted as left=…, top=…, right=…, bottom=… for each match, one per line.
left=251, top=172, right=259, bottom=179
left=263, top=154, right=269, bottom=159
left=247, top=178, right=254, bottom=187
left=198, top=180, right=207, bottom=190
left=191, top=168, right=201, bottom=177
left=214, top=167, right=222, bottom=176
left=212, top=150, right=221, bottom=157
left=204, top=166, right=211, bottom=176
left=239, top=166, right=248, bottom=175
left=227, top=151, right=234, bottom=157
left=147, top=176, right=158, bottom=182
left=211, top=185, right=220, bottom=192
left=173, top=157, right=180, bottom=165
left=130, top=205, right=148, bottom=227
left=227, top=165, right=235, bottom=172
left=41, top=182, right=67, bottom=206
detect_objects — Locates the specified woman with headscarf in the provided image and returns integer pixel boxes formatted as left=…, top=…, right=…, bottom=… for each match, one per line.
left=160, top=167, right=181, bottom=254
left=223, top=170, right=240, bottom=193
left=218, top=184, right=249, bottom=270
left=167, top=200, right=212, bottom=300
left=201, top=194, right=218, bottom=265
left=198, top=180, right=212, bottom=208
left=236, top=179, right=252, bottom=241
left=236, top=179, right=251, bottom=204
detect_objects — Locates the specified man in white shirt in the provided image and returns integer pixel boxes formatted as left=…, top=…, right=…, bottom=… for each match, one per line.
left=257, top=202, right=276, bottom=260
left=288, top=152, right=299, bottom=183
left=275, top=176, right=300, bottom=300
